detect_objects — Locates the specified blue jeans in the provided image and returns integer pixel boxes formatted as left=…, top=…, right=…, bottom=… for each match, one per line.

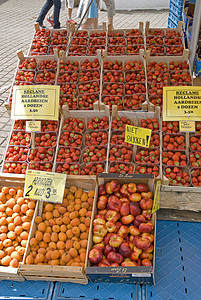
left=36, top=0, right=61, bottom=29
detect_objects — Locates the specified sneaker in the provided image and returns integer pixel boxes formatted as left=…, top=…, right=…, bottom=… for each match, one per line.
left=66, top=19, right=71, bottom=23
left=40, top=24, right=47, bottom=29
left=69, top=19, right=77, bottom=24
left=47, top=15, right=53, bottom=26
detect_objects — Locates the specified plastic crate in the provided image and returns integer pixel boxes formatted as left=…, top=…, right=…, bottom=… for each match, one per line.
left=169, top=2, right=183, bottom=17
left=141, top=221, right=201, bottom=299
left=168, top=18, right=178, bottom=28
left=0, top=280, right=54, bottom=300
left=172, top=0, right=184, bottom=6
left=169, top=11, right=183, bottom=24
left=53, top=282, right=138, bottom=300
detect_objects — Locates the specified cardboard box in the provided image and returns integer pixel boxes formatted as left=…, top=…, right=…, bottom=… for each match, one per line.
left=86, top=173, right=156, bottom=285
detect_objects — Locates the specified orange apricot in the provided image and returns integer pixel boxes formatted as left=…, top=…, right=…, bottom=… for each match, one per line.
left=55, top=217, right=63, bottom=226
left=35, top=253, right=45, bottom=263
left=60, top=224, right=66, bottom=232
left=38, top=247, right=46, bottom=255
left=57, top=241, right=65, bottom=250
left=61, top=252, right=71, bottom=263
left=65, top=240, right=73, bottom=250
left=0, top=241, right=3, bottom=250
left=50, top=259, right=59, bottom=265
left=74, top=204, right=81, bottom=211
left=3, top=239, right=12, bottom=247
left=45, top=251, right=52, bottom=260
left=28, top=201, right=35, bottom=209
left=51, top=232, right=58, bottom=243
left=84, top=217, right=91, bottom=227
left=75, top=199, right=82, bottom=205
left=35, top=216, right=42, bottom=224
left=72, top=227, right=80, bottom=237
left=86, top=211, right=92, bottom=218
left=58, top=206, right=66, bottom=215
left=0, top=225, right=7, bottom=233
left=71, top=218, right=80, bottom=226
left=16, top=236, right=22, bottom=243
left=74, top=256, right=80, bottom=263
left=62, top=198, right=68, bottom=207
left=2, top=187, right=9, bottom=194
left=72, top=236, right=79, bottom=242
left=51, top=250, right=60, bottom=260
left=9, top=188, right=16, bottom=195
left=45, top=203, right=54, bottom=212
left=79, top=208, right=87, bottom=217
left=79, top=248, right=86, bottom=254
left=81, top=202, right=89, bottom=209
left=69, top=248, right=78, bottom=258
left=14, top=226, right=23, bottom=235
left=21, top=240, right=27, bottom=248
left=69, top=211, right=78, bottom=219
left=80, top=252, right=86, bottom=262
left=53, top=209, right=60, bottom=218
left=45, top=212, right=53, bottom=220
left=43, top=232, right=51, bottom=243
left=5, top=246, right=15, bottom=255
left=38, top=222, right=46, bottom=232
left=30, top=238, right=38, bottom=247
left=7, top=231, right=16, bottom=240
left=21, top=204, right=28, bottom=213
left=22, top=222, right=31, bottom=231
left=79, top=216, right=85, bottom=223
left=26, top=254, right=34, bottom=264
left=67, top=258, right=74, bottom=266
left=8, top=223, right=15, bottom=231
left=79, top=224, right=87, bottom=232
left=26, top=209, right=34, bottom=218
left=20, top=231, right=29, bottom=240
left=75, top=188, right=82, bottom=199
left=52, top=225, right=60, bottom=233
left=0, top=250, right=5, bottom=258
left=80, top=232, right=88, bottom=240
left=66, top=229, right=73, bottom=239
left=49, top=242, right=57, bottom=250
left=11, top=251, right=21, bottom=260
left=45, top=226, right=52, bottom=233
left=10, top=258, right=19, bottom=268
left=80, top=240, right=88, bottom=248
left=39, top=241, right=47, bottom=248
left=67, top=205, right=74, bottom=213
left=73, top=241, right=80, bottom=250
left=1, top=256, right=12, bottom=266
left=14, top=216, right=22, bottom=226
left=48, top=218, right=56, bottom=227
left=13, top=204, right=21, bottom=213
left=0, top=217, right=6, bottom=226
left=6, top=207, right=13, bottom=216
left=88, top=191, right=95, bottom=198
left=17, top=247, right=25, bottom=256
left=58, top=232, right=66, bottom=241
left=0, top=233, right=7, bottom=241
left=62, top=217, right=70, bottom=225
left=0, top=192, right=5, bottom=202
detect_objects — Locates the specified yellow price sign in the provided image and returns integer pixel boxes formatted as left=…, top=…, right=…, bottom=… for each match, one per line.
left=26, top=121, right=41, bottom=132
left=11, top=85, right=60, bottom=120
left=125, top=125, right=152, bottom=147
left=179, top=121, right=195, bottom=132
left=163, top=86, right=201, bottom=121
left=24, top=170, right=66, bottom=203
left=152, top=180, right=161, bottom=213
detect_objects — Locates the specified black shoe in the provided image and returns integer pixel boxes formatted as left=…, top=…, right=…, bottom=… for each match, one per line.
left=40, top=24, right=47, bottom=29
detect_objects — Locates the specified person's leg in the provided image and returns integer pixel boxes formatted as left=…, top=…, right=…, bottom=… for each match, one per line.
left=53, top=0, right=61, bottom=28
left=68, top=8, right=72, bottom=19
left=92, top=17, right=98, bottom=29
left=103, top=0, right=115, bottom=27
left=36, top=0, right=53, bottom=26
left=80, top=18, right=93, bottom=29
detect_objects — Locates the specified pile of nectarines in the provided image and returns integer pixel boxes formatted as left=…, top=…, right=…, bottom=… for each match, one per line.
left=26, top=186, right=94, bottom=267
left=0, top=186, right=35, bottom=268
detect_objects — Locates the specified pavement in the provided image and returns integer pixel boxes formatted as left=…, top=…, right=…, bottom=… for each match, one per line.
left=0, top=0, right=169, bottom=165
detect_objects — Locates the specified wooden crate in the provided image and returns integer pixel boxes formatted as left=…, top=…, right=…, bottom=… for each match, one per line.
left=52, top=104, right=111, bottom=174
left=101, top=49, right=148, bottom=111
left=86, top=174, right=156, bottom=285
left=0, top=175, right=38, bottom=281
left=19, top=175, right=98, bottom=284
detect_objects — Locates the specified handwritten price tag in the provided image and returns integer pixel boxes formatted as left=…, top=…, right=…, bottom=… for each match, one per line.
left=152, top=180, right=161, bottom=213
left=125, top=125, right=151, bottom=147
left=24, top=170, right=66, bottom=203
left=26, top=121, right=41, bottom=132
left=179, top=121, right=195, bottom=132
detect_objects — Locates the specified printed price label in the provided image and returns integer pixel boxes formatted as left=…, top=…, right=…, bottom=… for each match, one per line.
left=163, top=86, right=201, bottom=121
left=26, top=121, right=41, bottom=132
left=11, top=85, right=60, bottom=120
left=152, top=180, right=161, bottom=213
left=125, top=125, right=151, bottom=147
left=24, top=170, right=66, bottom=203
left=179, top=121, right=195, bottom=132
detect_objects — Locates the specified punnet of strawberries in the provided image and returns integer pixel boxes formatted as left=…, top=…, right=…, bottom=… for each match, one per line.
left=162, top=150, right=187, bottom=167
left=5, top=146, right=29, bottom=162
left=80, top=162, right=105, bottom=175
left=28, top=147, right=54, bottom=162
left=56, top=163, right=79, bottom=174
left=87, top=117, right=109, bottom=130
left=109, top=162, right=134, bottom=174
left=124, top=94, right=146, bottom=110
left=189, top=151, right=201, bottom=167
left=3, top=162, right=27, bottom=174
left=163, top=134, right=186, bottom=150
left=191, top=168, right=201, bottom=187
left=102, top=95, right=123, bottom=110
left=35, top=132, right=57, bottom=147
left=135, top=164, right=159, bottom=177
left=13, top=120, right=26, bottom=131
left=190, top=136, right=201, bottom=151
left=164, top=166, right=190, bottom=186
left=140, top=118, right=159, bottom=131
left=62, top=117, right=85, bottom=133
left=109, top=145, right=133, bottom=162
left=83, top=146, right=107, bottom=163
left=59, top=131, right=82, bottom=148
left=85, top=131, right=108, bottom=146
left=41, top=121, right=58, bottom=132
left=162, top=121, right=180, bottom=133
left=29, top=162, right=52, bottom=172
left=135, top=149, right=160, bottom=164
left=56, top=147, right=81, bottom=163
left=110, top=131, right=130, bottom=147
left=9, top=132, right=31, bottom=147
left=78, top=94, right=99, bottom=110
left=112, top=116, right=134, bottom=130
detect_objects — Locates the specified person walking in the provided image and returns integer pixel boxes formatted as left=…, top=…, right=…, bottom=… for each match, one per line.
left=96, top=0, right=115, bottom=28
left=36, top=0, right=61, bottom=29
left=77, top=0, right=99, bottom=30
left=47, top=0, right=77, bottom=26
